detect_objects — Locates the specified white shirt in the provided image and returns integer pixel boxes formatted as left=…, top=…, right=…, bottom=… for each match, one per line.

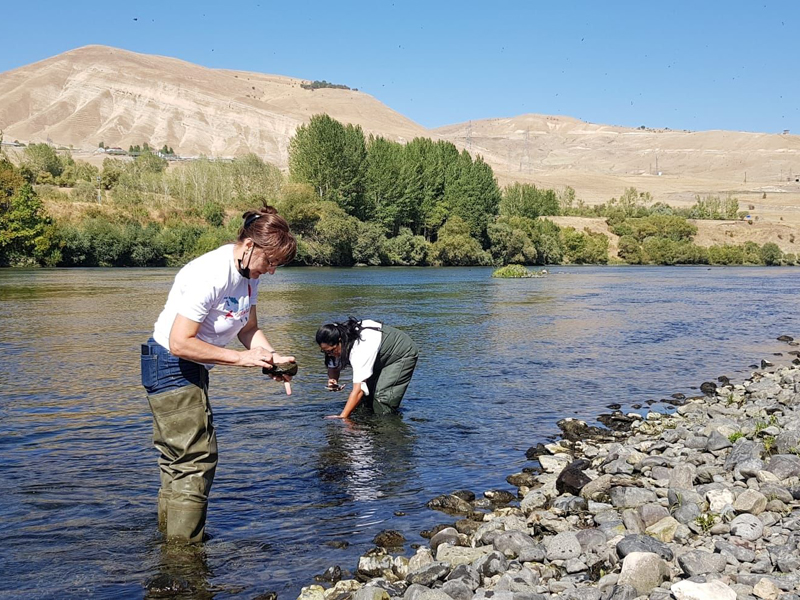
left=349, top=320, right=382, bottom=394
left=153, top=244, right=258, bottom=367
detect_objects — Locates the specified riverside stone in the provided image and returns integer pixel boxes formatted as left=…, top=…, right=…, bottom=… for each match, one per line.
left=429, top=527, right=460, bottom=555
left=435, top=544, right=491, bottom=567
left=445, top=564, right=480, bottom=589
left=645, top=516, right=680, bottom=542
left=425, top=494, right=473, bottom=515
left=733, top=489, right=768, bottom=515
left=766, top=454, right=800, bottom=480
left=730, top=514, right=765, bottom=541
left=677, top=549, right=728, bottom=576
left=615, top=534, right=674, bottom=561
left=439, top=580, right=472, bottom=600
left=544, top=531, right=582, bottom=561
left=671, top=579, right=737, bottom=600
left=753, top=578, right=781, bottom=600
left=616, top=552, right=669, bottom=596
left=609, top=486, right=657, bottom=508
left=405, top=562, right=449, bottom=586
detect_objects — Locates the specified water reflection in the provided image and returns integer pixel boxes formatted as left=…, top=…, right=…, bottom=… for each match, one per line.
left=316, top=413, right=417, bottom=505
left=145, top=543, right=212, bottom=599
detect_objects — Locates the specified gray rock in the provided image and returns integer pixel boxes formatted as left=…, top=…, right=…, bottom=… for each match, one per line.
left=404, top=584, right=432, bottom=600
left=445, top=564, right=480, bottom=590
left=544, top=531, right=582, bottom=561
left=575, top=528, right=608, bottom=554
left=426, top=494, right=473, bottom=515
left=561, top=589, right=602, bottom=600
left=621, top=508, right=645, bottom=534
left=492, top=530, right=537, bottom=559
left=552, top=494, right=588, bottom=514
left=616, top=534, right=674, bottom=561
left=608, top=584, right=639, bottom=600
left=672, top=502, right=701, bottom=525
left=430, top=527, right=460, bottom=555
left=638, top=503, right=670, bottom=527
left=669, top=463, right=697, bottom=489
left=472, top=550, right=508, bottom=578
left=685, top=435, right=709, bottom=449
left=354, top=586, right=390, bottom=600
left=733, top=489, right=767, bottom=515
left=730, top=514, right=765, bottom=541
left=609, top=486, right=658, bottom=508
left=406, top=562, right=450, bottom=586
left=737, top=458, right=765, bottom=479
left=724, top=439, right=761, bottom=471
left=436, top=544, right=491, bottom=568
left=775, top=430, right=800, bottom=454
left=768, top=538, right=800, bottom=573
left=440, top=579, right=473, bottom=600
left=766, top=454, right=800, bottom=480
left=671, top=579, right=737, bottom=600
left=616, top=552, right=670, bottom=596
left=677, top=549, right=728, bottom=576
left=707, top=430, right=734, bottom=451
left=520, top=491, right=549, bottom=513
left=759, top=483, right=794, bottom=503
left=715, top=539, right=756, bottom=563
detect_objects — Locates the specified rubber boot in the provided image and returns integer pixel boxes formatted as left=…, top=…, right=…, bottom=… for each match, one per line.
left=166, top=499, right=207, bottom=544
left=157, top=489, right=172, bottom=532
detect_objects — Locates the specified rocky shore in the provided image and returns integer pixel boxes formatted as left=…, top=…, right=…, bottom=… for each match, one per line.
left=298, top=342, right=800, bottom=600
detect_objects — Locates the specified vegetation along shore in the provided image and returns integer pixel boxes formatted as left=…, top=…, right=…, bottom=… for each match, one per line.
left=0, top=117, right=794, bottom=269
left=293, top=339, right=800, bottom=600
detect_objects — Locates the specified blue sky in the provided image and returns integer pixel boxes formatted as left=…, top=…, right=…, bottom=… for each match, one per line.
left=2, top=1, right=798, bottom=134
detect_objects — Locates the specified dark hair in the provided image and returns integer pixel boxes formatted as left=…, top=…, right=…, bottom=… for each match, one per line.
left=316, top=317, right=379, bottom=367
left=237, top=206, right=297, bottom=265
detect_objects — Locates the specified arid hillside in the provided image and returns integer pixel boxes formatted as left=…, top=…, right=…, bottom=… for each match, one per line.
left=0, top=45, right=428, bottom=165
left=434, top=115, right=800, bottom=220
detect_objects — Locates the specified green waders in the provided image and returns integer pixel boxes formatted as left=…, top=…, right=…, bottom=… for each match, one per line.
left=142, top=339, right=217, bottom=544
left=148, top=383, right=217, bottom=543
left=364, top=325, right=419, bottom=415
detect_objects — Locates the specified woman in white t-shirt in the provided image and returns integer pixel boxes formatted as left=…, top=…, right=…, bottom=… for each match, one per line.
left=141, top=206, right=296, bottom=543
left=317, top=317, right=419, bottom=419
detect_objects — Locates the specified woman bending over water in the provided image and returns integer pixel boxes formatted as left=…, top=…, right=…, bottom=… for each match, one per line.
left=317, top=318, right=419, bottom=419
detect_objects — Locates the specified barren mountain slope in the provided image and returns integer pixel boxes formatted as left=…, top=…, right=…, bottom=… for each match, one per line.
left=0, top=45, right=428, bottom=164
left=434, top=114, right=800, bottom=213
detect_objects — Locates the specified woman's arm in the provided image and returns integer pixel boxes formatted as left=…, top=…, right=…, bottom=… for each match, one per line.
left=237, top=307, right=294, bottom=363
left=169, top=314, right=269, bottom=367
left=328, top=383, right=364, bottom=419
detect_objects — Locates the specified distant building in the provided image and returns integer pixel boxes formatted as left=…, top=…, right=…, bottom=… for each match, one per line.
left=104, top=147, right=126, bottom=155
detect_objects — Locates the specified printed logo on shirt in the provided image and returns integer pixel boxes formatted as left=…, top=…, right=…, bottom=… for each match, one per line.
left=221, top=296, right=249, bottom=321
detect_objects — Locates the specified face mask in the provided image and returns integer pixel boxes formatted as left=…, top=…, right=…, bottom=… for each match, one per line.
left=238, top=247, right=253, bottom=278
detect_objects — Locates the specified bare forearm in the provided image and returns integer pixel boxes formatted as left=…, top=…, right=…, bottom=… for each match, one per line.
left=170, top=335, right=245, bottom=365
left=340, top=387, right=364, bottom=419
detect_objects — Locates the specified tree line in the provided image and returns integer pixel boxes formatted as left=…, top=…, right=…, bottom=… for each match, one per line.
left=0, top=121, right=796, bottom=268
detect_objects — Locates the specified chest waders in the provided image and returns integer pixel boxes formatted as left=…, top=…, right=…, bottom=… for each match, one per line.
left=364, top=325, right=419, bottom=415
left=142, top=339, right=218, bottom=543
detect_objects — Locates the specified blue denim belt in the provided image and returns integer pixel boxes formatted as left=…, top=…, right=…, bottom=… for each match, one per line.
left=141, top=337, right=209, bottom=395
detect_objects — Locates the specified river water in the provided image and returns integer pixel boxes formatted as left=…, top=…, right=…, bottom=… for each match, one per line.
left=1, top=266, right=798, bottom=598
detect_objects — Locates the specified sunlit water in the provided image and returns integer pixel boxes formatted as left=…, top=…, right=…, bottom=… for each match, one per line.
left=1, top=266, right=798, bottom=598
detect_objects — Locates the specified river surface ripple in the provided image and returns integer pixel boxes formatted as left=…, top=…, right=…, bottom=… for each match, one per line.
left=0, top=266, right=798, bottom=598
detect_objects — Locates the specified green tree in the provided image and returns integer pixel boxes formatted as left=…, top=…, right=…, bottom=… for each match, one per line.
left=22, top=143, right=64, bottom=182
left=353, top=221, right=388, bottom=266
left=429, top=215, right=491, bottom=266
left=0, top=183, right=57, bottom=266
left=500, top=183, right=560, bottom=219
left=760, top=242, right=782, bottom=266
left=560, top=227, right=609, bottom=264
left=385, top=227, right=430, bottom=265
left=288, top=114, right=367, bottom=219
left=487, top=221, right=537, bottom=265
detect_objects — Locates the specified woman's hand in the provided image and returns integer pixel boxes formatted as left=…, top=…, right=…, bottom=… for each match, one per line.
left=237, top=347, right=277, bottom=368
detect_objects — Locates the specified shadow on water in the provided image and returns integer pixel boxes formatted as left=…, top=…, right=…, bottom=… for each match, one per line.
left=1, top=266, right=800, bottom=597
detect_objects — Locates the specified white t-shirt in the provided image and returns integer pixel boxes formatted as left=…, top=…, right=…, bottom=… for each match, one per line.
left=349, top=320, right=382, bottom=394
left=153, top=244, right=258, bottom=367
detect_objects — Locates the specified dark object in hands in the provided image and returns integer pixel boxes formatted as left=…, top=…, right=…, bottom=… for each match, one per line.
left=263, top=362, right=298, bottom=377
left=326, top=383, right=345, bottom=392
